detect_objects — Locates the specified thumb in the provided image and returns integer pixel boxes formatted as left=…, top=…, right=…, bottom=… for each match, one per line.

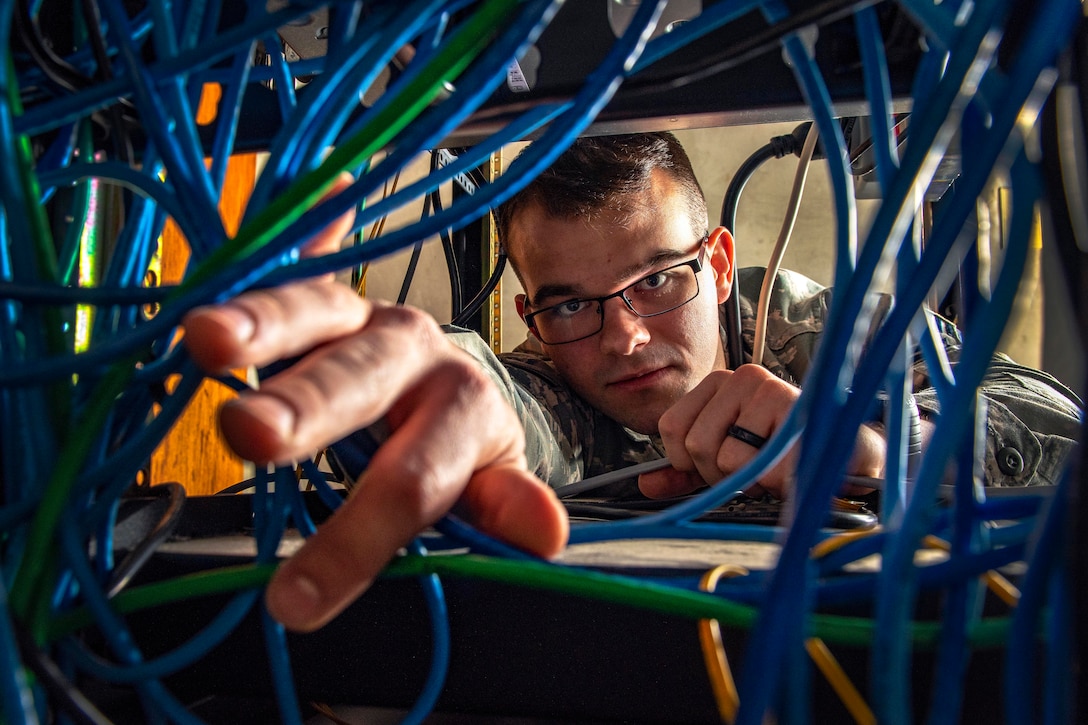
left=638, top=466, right=704, bottom=499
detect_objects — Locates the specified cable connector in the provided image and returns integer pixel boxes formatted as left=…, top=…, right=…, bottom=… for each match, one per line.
left=767, top=122, right=821, bottom=159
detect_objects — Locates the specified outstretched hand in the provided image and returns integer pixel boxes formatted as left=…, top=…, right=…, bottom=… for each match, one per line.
left=183, top=177, right=568, bottom=631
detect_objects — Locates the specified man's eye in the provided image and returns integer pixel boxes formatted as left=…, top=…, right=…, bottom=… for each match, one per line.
left=551, top=300, right=590, bottom=319
left=636, top=271, right=671, bottom=291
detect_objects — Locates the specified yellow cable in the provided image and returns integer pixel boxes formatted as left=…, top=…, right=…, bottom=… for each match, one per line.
left=804, top=638, right=876, bottom=725
left=812, top=530, right=1020, bottom=607
left=698, top=564, right=748, bottom=724
left=923, top=536, right=1020, bottom=607
left=356, top=168, right=403, bottom=296
left=810, top=526, right=883, bottom=560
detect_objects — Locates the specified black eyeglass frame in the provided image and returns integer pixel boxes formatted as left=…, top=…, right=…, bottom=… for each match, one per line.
left=522, top=238, right=710, bottom=345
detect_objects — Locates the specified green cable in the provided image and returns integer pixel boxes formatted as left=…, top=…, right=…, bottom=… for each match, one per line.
left=12, top=0, right=516, bottom=635
left=46, top=553, right=1018, bottom=652
left=3, top=52, right=60, bottom=289
left=47, top=563, right=278, bottom=640
left=10, top=356, right=139, bottom=635
left=383, top=554, right=1014, bottom=649
left=3, top=50, right=71, bottom=434
left=177, top=0, right=517, bottom=294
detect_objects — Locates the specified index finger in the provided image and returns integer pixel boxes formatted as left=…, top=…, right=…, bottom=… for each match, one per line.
left=182, top=280, right=376, bottom=374
left=264, top=361, right=568, bottom=631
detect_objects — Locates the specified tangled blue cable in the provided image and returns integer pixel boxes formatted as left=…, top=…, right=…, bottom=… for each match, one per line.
left=1, top=0, right=1082, bottom=723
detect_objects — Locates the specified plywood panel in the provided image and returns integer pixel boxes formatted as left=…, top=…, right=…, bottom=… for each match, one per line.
left=149, top=152, right=256, bottom=495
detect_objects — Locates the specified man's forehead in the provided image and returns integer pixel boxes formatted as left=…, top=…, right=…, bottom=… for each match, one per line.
left=505, top=185, right=666, bottom=254
left=514, top=220, right=698, bottom=303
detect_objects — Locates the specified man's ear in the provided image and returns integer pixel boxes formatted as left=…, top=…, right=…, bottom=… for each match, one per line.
left=708, top=227, right=735, bottom=304
left=514, top=294, right=540, bottom=339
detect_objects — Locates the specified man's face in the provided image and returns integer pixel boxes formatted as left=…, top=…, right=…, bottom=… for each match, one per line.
left=510, top=170, right=733, bottom=435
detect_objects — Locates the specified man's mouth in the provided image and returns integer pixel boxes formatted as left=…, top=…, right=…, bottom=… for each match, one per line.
left=608, top=366, right=670, bottom=389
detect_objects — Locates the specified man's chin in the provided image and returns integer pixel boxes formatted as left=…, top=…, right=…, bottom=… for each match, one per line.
left=598, top=402, right=666, bottom=436
left=585, top=381, right=685, bottom=435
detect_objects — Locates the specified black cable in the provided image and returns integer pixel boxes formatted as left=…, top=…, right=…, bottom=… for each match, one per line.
left=396, top=169, right=435, bottom=305
left=106, top=482, right=186, bottom=598
left=16, top=626, right=116, bottom=725
left=719, top=123, right=813, bottom=368
left=436, top=150, right=497, bottom=328
left=78, top=0, right=135, bottom=164
left=14, top=0, right=139, bottom=136
left=432, top=187, right=465, bottom=316
left=396, top=241, right=425, bottom=305
left=15, top=0, right=91, bottom=93
left=450, top=249, right=506, bottom=328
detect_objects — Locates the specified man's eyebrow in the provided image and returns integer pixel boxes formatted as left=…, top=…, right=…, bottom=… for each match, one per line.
left=530, top=247, right=692, bottom=306
left=530, top=282, right=582, bottom=306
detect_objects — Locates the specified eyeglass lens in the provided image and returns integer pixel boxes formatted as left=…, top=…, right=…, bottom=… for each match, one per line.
left=531, top=261, right=700, bottom=344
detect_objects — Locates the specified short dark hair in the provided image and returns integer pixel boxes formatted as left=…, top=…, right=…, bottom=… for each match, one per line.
left=495, top=132, right=708, bottom=257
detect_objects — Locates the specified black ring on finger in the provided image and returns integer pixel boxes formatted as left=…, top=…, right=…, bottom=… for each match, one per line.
left=727, top=425, right=768, bottom=450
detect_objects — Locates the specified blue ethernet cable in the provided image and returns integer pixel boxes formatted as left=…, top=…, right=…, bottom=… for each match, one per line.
left=800, top=0, right=1019, bottom=586
left=172, top=0, right=548, bottom=303
left=4, top=1, right=1082, bottom=722
left=206, top=0, right=655, bottom=301
left=54, top=554, right=263, bottom=688
left=206, top=49, right=257, bottom=190
left=74, top=357, right=202, bottom=529
left=296, top=0, right=669, bottom=275
left=298, top=458, right=349, bottom=515
left=277, top=464, right=318, bottom=538
left=566, top=421, right=799, bottom=542
left=765, top=1, right=858, bottom=289
left=856, top=4, right=922, bottom=524
left=94, top=0, right=224, bottom=252
left=735, top=2, right=1074, bottom=718
left=260, top=472, right=307, bottom=725
left=255, top=0, right=560, bottom=220
left=872, top=155, right=1044, bottom=724
left=53, top=507, right=238, bottom=723
left=0, top=577, right=36, bottom=725
left=52, top=124, right=94, bottom=286
left=629, top=0, right=765, bottom=73
left=261, top=608, right=304, bottom=725
left=265, top=29, right=302, bottom=120
left=400, top=539, right=452, bottom=725
left=336, top=104, right=566, bottom=239
left=249, top=0, right=439, bottom=205
left=1005, top=466, right=1073, bottom=724
left=923, top=414, right=988, bottom=725
left=1042, top=566, right=1072, bottom=725
left=10, top=5, right=294, bottom=139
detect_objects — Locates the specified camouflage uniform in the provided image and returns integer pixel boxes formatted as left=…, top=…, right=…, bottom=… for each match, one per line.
left=447, top=267, right=1081, bottom=499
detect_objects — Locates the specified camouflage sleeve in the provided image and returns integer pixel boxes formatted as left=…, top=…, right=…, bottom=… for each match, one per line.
left=734, top=267, right=834, bottom=384
left=912, top=346, right=1082, bottom=488
left=735, top=266, right=1082, bottom=488
left=444, top=328, right=584, bottom=488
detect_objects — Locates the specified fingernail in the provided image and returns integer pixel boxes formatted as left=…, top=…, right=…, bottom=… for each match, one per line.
left=215, top=305, right=256, bottom=342
left=268, top=572, right=322, bottom=626
left=229, top=394, right=295, bottom=442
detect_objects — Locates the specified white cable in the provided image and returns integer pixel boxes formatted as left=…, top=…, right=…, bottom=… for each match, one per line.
left=752, top=123, right=821, bottom=365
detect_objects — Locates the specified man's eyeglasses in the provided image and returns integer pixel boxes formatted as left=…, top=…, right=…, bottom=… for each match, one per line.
left=522, top=239, right=709, bottom=345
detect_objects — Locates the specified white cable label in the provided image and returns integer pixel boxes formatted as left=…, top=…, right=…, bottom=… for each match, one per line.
left=506, top=59, right=531, bottom=93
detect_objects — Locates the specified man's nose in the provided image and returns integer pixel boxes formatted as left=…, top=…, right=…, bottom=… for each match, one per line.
left=597, top=296, right=650, bottom=354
